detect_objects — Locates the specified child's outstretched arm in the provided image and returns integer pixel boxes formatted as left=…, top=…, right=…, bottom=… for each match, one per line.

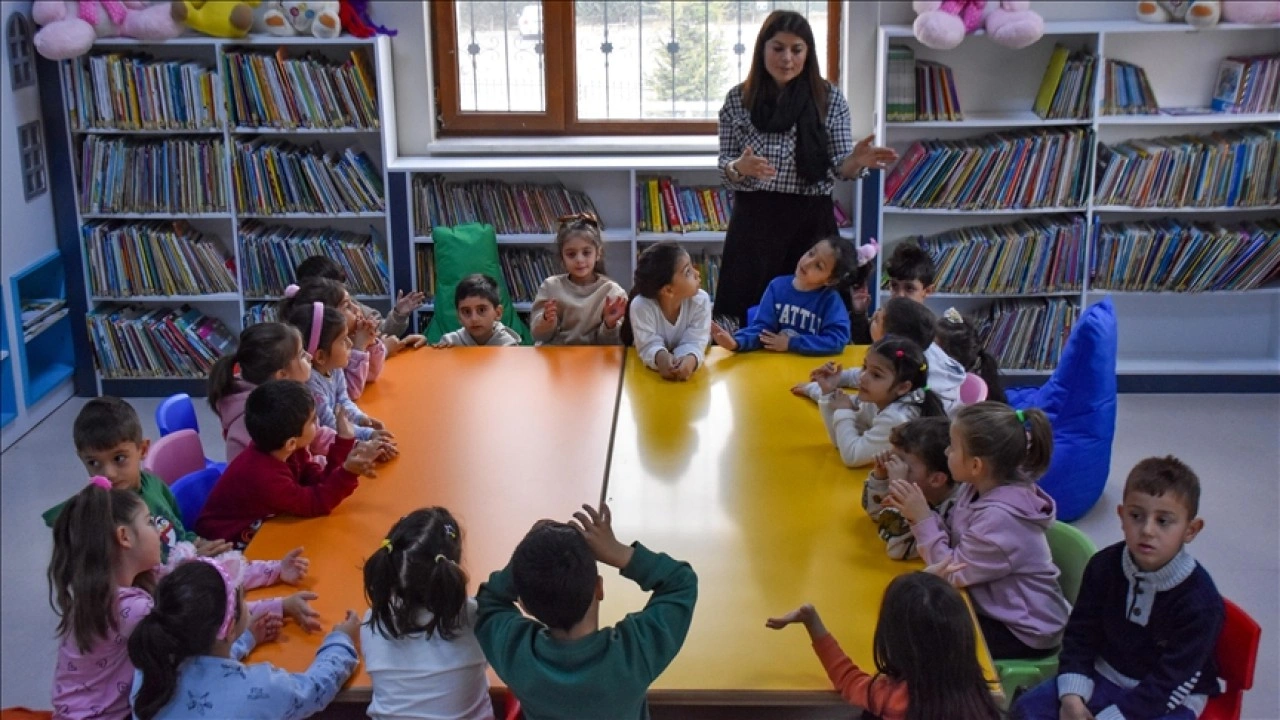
left=256, top=612, right=360, bottom=718
left=730, top=284, right=780, bottom=352
left=793, top=362, right=861, bottom=402
left=786, top=294, right=852, bottom=355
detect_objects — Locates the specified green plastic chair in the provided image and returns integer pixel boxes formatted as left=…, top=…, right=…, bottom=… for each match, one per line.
left=994, top=521, right=1097, bottom=703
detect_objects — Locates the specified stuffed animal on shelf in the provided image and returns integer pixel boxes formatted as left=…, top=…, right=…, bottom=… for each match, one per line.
left=31, top=0, right=183, bottom=60
left=913, top=0, right=1045, bottom=50
left=171, top=0, right=259, bottom=38
left=1136, top=0, right=1222, bottom=27
left=256, top=0, right=340, bottom=38
left=338, top=0, right=395, bottom=37
left=1222, top=0, right=1280, bottom=23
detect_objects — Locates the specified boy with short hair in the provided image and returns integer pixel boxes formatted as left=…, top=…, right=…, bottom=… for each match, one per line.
left=864, top=417, right=961, bottom=560
left=476, top=502, right=697, bottom=720
left=434, top=273, right=521, bottom=347
left=196, top=380, right=379, bottom=547
left=884, top=241, right=936, bottom=302
left=1014, top=456, right=1224, bottom=720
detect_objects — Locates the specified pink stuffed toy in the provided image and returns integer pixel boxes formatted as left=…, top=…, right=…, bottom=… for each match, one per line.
left=1223, top=0, right=1280, bottom=22
left=32, top=0, right=182, bottom=60
left=914, top=0, right=1045, bottom=50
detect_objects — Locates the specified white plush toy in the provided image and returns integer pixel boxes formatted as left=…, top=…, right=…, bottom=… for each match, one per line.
left=256, top=0, right=340, bottom=38
left=1136, top=1, right=1222, bottom=28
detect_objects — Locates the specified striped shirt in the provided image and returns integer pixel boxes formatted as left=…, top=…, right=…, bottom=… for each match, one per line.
left=718, top=82, right=854, bottom=196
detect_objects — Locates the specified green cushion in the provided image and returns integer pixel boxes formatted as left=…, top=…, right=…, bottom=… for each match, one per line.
left=423, top=223, right=531, bottom=344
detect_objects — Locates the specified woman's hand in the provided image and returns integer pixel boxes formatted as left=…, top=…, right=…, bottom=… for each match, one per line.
left=841, top=134, right=899, bottom=178
left=734, top=146, right=777, bottom=181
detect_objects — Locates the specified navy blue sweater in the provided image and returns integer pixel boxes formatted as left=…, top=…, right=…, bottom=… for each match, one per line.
left=1056, top=542, right=1222, bottom=720
left=733, top=276, right=850, bottom=355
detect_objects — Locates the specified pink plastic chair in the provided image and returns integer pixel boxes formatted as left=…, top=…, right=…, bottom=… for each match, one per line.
left=143, top=429, right=208, bottom=485
left=959, top=372, right=988, bottom=405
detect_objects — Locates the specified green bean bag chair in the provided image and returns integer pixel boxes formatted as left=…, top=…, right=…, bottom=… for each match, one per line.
left=423, top=223, right=532, bottom=345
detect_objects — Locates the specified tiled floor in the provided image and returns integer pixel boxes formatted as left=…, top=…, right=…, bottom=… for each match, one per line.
left=3, top=394, right=1276, bottom=719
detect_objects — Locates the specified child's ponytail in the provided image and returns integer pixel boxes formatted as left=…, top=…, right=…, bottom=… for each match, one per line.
left=869, top=336, right=947, bottom=418
left=973, top=349, right=1007, bottom=404
left=207, top=322, right=304, bottom=414
left=934, top=308, right=1006, bottom=404
left=363, top=507, right=469, bottom=642
left=47, top=483, right=147, bottom=653
left=954, top=402, right=1055, bottom=483
left=621, top=241, right=687, bottom=347
left=1019, top=407, right=1053, bottom=478
left=128, top=561, right=232, bottom=720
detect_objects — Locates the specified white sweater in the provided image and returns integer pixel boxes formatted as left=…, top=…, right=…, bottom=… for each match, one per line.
left=800, top=342, right=966, bottom=416
left=439, top=321, right=521, bottom=347
left=629, top=291, right=712, bottom=370
left=530, top=274, right=628, bottom=346
left=819, top=394, right=922, bottom=467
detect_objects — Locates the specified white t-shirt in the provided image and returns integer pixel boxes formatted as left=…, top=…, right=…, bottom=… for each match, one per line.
left=361, top=599, right=494, bottom=720
left=629, top=291, right=713, bottom=370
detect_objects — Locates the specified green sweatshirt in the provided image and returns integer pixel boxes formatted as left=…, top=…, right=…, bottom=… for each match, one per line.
left=43, top=471, right=197, bottom=562
left=475, top=543, right=697, bottom=720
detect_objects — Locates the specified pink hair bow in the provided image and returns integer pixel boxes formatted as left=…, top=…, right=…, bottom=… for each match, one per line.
left=857, top=238, right=879, bottom=267
left=89, top=476, right=112, bottom=490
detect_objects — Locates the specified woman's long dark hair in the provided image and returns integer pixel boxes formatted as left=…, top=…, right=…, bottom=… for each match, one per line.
left=873, top=573, right=1005, bottom=720
left=741, top=11, right=828, bottom=118
left=129, top=562, right=236, bottom=720
left=620, top=241, right=688, bottom=347
left=363, top=507, right=468, bottom=641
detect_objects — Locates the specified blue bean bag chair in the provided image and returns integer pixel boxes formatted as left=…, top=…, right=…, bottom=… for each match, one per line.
left=1005, top=298, right=1117, bottom=522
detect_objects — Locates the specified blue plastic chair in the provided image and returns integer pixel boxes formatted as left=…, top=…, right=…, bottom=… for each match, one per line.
left=171, top=466, right=223, bottom=530
left=156, top=394, right=199, bottom=437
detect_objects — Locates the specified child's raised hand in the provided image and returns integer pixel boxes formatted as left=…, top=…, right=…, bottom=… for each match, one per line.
left=283, top=591, right=322, bottom=633
left=602, top=296, right=627, bottom=329
left=334, top=609, right=361, bottom=645
left=759, top=330, right=789, bottom=352
left=343, top=441, right=380, bottom=478
left=534, top=300, right=559, bottom=335
left=885, top=478, right=930, bottom=524
left=335, top=406, right=355, bottom=440
left=352, top=315, right=378, bottom=351
left=394, top=289, right=427, bottom=316
left=710, top=321, right=738, bottom=351
left=194, top=537, right=233, bottom=557
left=249, top=610, right=284, bottom=645
left=278, top=546, right=309, bottom=585
left=923, top=560, right=969, bottom=587
left=358, top=416, right=385, bottom=431
left=871, top=451, right=891, bottom=479
left=809, top=361, right=839, bottom=382
left=882, top=454, right=910, bottom=483
left=828, top=391, right=855, bottom=411
left=570, top=502, right=634, bottom=570
left=813, top=363, right=844, bottom=395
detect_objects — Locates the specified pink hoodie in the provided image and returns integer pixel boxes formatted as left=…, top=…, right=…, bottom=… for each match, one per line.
left=910, top=483, right=1071, bottom=650
left=217, top=378, right=335, bottom=465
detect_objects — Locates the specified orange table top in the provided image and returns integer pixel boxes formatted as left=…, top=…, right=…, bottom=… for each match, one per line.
left=245, top=346, right=624, bottom=691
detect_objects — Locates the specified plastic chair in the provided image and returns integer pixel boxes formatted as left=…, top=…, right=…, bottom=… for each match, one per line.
left=156, top=393, right=199, bottom=437
left=1201, top=598, right=1262, bottom=720
left=502, top=691, right=522, bottom=720
left=994, top=521, right=1098, bottom=700
left=959, top=372, right=989, bottom=404
left=171, top=466, right=224, bottom=530
left=143, top=429, right=208, bottom=485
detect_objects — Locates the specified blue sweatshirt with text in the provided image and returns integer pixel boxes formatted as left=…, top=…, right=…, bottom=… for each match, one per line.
left=733, top=276, right=850, bottom=355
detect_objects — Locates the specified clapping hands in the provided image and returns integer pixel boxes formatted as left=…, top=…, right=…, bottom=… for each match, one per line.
left=602, top=296, right=627, bottom=330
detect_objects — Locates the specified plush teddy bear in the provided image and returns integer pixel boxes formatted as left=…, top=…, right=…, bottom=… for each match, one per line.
left=31, top=0, right=183, bottom=60
left=913, top=0, right=1045, bottom=50
left=1222, top=0, right=1280, bottom=22
left=256, top=0, right=340, bottom=39
left=171, top=0, right=259, bottom=38
left=1136, top=1, right=1225, bottom=27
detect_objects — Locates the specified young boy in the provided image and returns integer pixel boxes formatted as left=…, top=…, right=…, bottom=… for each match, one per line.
left=475, top=502, right=697, bottom=720
left=794, top=297, right=965, bottom=415
left=884, top=241, right=936, bottom=302
left=195, top=379, right=379, bottom=547
left=863, top=417, right=961, bottom=560
left=295, top=255, right=427, bottom=354
left=43, top=397, right=228, bottom=560
left=434, top=273, right=521, bottom=347
left=1014, top=456, right=1224, bottom=720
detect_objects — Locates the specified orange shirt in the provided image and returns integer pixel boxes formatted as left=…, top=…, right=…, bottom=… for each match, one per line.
left=813, top=634, right=909, bottom=720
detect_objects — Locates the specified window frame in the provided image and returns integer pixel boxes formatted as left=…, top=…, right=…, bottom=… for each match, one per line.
left=7, top=12, right=35, bottom=91
left=18, top=119, right=47, bottom=200
left=431, top=0, right=842, bottom=137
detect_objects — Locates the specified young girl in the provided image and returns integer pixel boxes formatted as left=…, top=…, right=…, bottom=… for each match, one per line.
left=885, top=402, right=1070, bottom=660
left=621, top=241, right=712, bottom=381
left=128, top=558, right=360, bottom=719
left=207, top=322, right=332, bottom=464
left=282, top=278, right=386, bottom=400
left=935, top=307, right=1006, bottom=405
left=294, top=253, right=428, bottom=344
left=766, top=572, right=1004, bottom=720
left=816, top=336, right=946, bottom=467
left=710, top=236, right=870, bottom=355
left=530, top=213, right=628, bottom=346
left=362, top=508, right=494, bottom=720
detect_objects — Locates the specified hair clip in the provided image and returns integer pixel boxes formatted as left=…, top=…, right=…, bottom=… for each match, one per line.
left=557, top=211, right=600, bottom=228
left=856, top=238, right=879, bottom=267
left=895, top=349, right=904, bottom=358
left=284, top=284, right=300, bottom=298
left=380, top=539, right=393, bottom=553
left=444, top=524, right=457, bottom=540
left=920, top=362, right=928, bottom=372
left=1015, top=409, right=1026, bottom=423
left=88, top=476, right=112, bottom=491
left=943, top=307, right=963, bottom=324
left=434, top=554, right=450, bottom=565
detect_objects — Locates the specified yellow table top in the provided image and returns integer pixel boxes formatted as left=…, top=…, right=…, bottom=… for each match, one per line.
left=600, top=348, right=999, bottom=704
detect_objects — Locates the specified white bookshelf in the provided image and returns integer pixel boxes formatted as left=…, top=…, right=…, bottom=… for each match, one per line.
left=873, top=19, right=1280, bottom=376
left=58, top=36, right=395, bottom=395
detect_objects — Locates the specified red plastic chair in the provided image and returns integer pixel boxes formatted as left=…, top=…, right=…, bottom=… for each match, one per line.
left=143, top=429, right=207, bottom=485
left=1200, top=598, right=1262, bottom=720
left=503, top=692, right=522, bottom=720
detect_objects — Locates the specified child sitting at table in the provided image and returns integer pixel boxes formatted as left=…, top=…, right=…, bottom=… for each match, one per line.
left=295, top=254, right=428, bottom=355
left=434, top=274, right=521, bottom=348
left=767, top=571, right=1003, bottom=720
left=475, top=502, right=697, bottom=720
left=530, top=213, right=628, bottom=346
left=362, top=508, right=495, bottom=720
left=935, top=307, right=1006, bottom=405
left=620, top=241, right=712, bottom=381
left=864, top=416, right=961, bottom=560
left=281, top=278, right=387, bottom=400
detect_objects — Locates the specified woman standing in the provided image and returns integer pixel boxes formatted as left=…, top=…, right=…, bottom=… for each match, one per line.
left=716, top=10, right=898, bottom=327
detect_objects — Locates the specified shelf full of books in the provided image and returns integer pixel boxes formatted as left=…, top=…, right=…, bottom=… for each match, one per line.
left=57, top=37, right=392, bottom=393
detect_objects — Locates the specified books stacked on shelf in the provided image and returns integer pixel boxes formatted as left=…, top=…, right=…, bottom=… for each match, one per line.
left=1102, top=59, right=1158, bottom=115
left=903, top=215, right=1086, bottom=295
left=886, top=45, right=916, bottom=122
left=694, top=251, right=722, bottom=299
left=1095, top=126, right=1279, bottom=208
left=499, top=247, right=559, bottom=303
left=1212, top=54, right=1280, bottom=113
left=21, top=299, right=68, bottom=342
left=79, top=136, right=227, bottom=214
left=884, top=127, right=1091, bottom=210
left=975, top=298, right=1078, bottom=371
left=412, top=175, right=602, bottom=236
left=86, top=303, right=235, bottom=379
left=1033, top=45, right=1096, bottom=120
left=82, top=221, right=236, bottom=297
left=223, top=49, right=380, bottom=130
left=915, top=61, right=963, bottom=122
left=1091, top=218, right=1280, bottom=292
left=243, top=303, right=278, bottom=326
left=636, top=177, right=733, bottom=233
left=231, top=140, right=384, bottom=214
left=414, top=244, right=436, bottom=303
left=63, top=54, right=221, bottom=131
left=238, top=221, right=389, bottom=297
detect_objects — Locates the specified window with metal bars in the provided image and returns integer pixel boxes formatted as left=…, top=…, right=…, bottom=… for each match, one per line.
left=18, top=120, right=47, bottom=200
left=7, top=12, right=35, bottom=90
